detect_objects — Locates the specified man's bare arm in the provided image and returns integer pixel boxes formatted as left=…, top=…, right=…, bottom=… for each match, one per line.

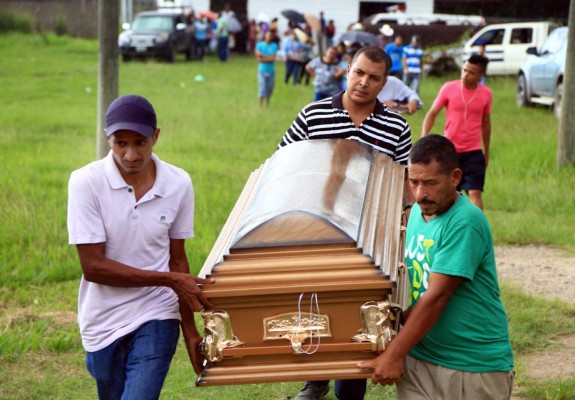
left=421, top=104, right=442, bottom=136
left=76, top=242, right=213, bottom=311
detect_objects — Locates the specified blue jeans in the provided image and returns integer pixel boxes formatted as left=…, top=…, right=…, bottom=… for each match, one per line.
left=218, top=36, right=229, bottom=61
left=85, top=319, right=180, bottom=400
left=284, top=60, right=300, bottom=84
left=404, top=72, right=421, bottom=94
left=195, top=39, right=206, bottom=60
left=258, top=72, right=275, bottom=98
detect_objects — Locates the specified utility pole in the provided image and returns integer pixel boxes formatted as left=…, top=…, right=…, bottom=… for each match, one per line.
left=557, top=0, right=575, bottom=167
left=96, top=0, right=120, bottom=159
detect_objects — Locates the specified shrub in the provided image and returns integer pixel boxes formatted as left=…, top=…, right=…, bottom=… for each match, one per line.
left=0, top=11, right=34, bottom=33
left=53, top=13, right=67, bottom=36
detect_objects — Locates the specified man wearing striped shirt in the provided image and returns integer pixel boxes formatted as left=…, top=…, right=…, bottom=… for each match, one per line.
left=279, top=44, right=414, bottom=400
left=279, top=45, right=412, bottom=165
left=402, top=35, right=424, bottom=94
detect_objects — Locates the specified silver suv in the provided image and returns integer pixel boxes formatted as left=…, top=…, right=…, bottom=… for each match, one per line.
left=516, top=26, right=567, bottom=119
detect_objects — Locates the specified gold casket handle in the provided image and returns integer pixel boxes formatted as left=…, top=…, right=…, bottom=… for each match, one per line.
left=351, top=299, right=402, bottom=352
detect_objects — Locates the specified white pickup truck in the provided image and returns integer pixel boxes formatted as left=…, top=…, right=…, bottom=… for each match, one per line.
left=462, top=21, right=560, bottom=75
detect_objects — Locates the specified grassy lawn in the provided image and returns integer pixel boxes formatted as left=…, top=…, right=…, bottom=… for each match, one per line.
left=0, top=33, right=574, bottom=399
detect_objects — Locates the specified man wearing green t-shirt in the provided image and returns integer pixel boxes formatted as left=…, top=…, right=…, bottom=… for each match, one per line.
left=359, top=134, right=514, bottom=399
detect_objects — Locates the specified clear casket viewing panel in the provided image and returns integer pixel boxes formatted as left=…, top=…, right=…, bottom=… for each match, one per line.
left=232, top=139, right=374, bottom=249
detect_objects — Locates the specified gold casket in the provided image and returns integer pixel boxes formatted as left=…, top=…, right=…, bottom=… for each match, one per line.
left=196, top=139, right=407, bottom=386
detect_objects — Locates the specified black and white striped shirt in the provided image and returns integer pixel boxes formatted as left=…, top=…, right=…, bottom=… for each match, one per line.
left=278, top=92, right=412, bottom=165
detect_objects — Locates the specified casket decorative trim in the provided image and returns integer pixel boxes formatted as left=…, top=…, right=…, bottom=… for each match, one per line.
left=264, top=310, right=331, bottom=353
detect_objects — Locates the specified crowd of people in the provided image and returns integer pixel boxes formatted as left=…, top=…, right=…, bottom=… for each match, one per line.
left=251, top=11, right=429, bottom=113
left=182, top=5, right=428, bottom=109
left=67, top=5, right=508, bottom=400
left=180, top=4, right=279, bottom=62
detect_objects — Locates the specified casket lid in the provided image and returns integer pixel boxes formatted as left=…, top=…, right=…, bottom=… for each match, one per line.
left=199, top=139, right=405, bottom=281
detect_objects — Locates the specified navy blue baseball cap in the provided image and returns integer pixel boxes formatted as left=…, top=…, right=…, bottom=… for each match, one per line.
left=105, top=95, right=157, bottom=137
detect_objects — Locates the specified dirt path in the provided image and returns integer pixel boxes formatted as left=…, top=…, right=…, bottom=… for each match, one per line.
left=496, top=245, right=575, bottom=305
left=495, top=245, right=575, bottom=391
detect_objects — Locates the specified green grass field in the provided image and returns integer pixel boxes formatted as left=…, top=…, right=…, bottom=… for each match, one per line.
left=0, top=33, right=574, bottom=399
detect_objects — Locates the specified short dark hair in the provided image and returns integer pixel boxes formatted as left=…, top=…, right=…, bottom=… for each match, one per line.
left=409, top=135, right=458, bottom=175
left=351, top=45, right=391, bottom=78
left=467, top=54, right=489, bottom=73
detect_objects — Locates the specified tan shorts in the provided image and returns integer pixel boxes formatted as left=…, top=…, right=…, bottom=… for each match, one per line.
left=397, top=355, right=514, bottom=400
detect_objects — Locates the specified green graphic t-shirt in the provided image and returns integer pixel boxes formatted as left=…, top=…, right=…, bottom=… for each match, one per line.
left=405, top=195, right=514, bottom=372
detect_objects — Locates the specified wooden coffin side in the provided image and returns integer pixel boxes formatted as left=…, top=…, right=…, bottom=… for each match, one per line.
left=202, top=243, right=393, bottom=297
left=197, top=353, right=376, bottom=386
left=197, top=243, right=397, bottom=386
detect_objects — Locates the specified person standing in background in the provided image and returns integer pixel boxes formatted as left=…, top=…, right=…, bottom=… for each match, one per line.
left=377, top=24, right=394, bottom=50
left=421, top=54, right=491, bottom=210
left=269, top=17, right=280, bottom=45
left=235, top=12, right=249, bottom=54
left=283, top=30, right=305, bottom=85
left=208, top=17, right=218, bottom=54
left=306, top=45, right=346, bottom=101
left=256, top=30, right=279, bottom=107
left=217, top=11, right=230, bottom=61
left=385, top=34, right=404, bottom=79
left=319, top=10, right=326, bottom=53
left=325, top=20, right=336, bottom=47
left=193, top=16, right=208, bottom=60
left=297, top=36, right=315, bottom=86
left=403, top=35, right=424, bottom=93
left=248, top=19, right=257, bottom=52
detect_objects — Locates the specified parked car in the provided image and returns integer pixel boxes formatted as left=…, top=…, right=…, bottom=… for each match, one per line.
left=516, top=26, right=567, bottom=119
left=463, top=21, right=560, bottom=75
left=118, top=10, right=194, bottom=62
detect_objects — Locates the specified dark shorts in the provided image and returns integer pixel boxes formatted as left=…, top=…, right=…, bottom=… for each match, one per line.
left=457, top=150, right=485, bottom=192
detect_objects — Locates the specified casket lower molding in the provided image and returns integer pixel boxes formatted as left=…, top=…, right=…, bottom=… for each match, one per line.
left=196, top=139, right=407, bottom=386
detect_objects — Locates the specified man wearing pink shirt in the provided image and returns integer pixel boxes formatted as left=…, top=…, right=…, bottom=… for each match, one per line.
left=421, top=54, right=491, bottom=209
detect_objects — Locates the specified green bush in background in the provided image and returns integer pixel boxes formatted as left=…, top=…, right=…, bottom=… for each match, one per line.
left=0, top=11, right=34, bottom=33
left=53, top=13, right=68, bottom=36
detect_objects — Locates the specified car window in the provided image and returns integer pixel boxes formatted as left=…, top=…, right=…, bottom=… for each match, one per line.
left=540, top=28, right=568, bottom=55
left=132, top=16, right=174, bottom=31
left=510, top=28, right=533, bottom=44
left=473, top=29, right=504, bottom=46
